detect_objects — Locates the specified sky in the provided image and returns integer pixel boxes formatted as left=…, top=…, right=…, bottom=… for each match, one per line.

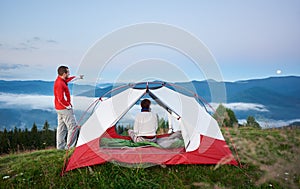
left=0, top=0, right=300, bottom=82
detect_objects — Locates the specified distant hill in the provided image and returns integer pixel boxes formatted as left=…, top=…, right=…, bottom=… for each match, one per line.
left=189, top=76, right=300, bottom=120
left=0, top=80, right=54, bottom=95
left=289, top=121, right=300, bottom=126
left=0, top=76, right=299, bottom=130
left=0, top=108, right=57, bottom=130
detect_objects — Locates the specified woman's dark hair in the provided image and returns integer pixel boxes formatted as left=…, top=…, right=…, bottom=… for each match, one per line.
left=141, top=99, right=151, bottom=109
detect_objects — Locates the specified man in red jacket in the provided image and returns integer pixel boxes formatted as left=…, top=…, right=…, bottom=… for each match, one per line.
left=54, top=65, right=83, bottom=149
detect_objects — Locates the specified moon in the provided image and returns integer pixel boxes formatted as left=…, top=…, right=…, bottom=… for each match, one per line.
left=276, top=69, right=282, bottom=75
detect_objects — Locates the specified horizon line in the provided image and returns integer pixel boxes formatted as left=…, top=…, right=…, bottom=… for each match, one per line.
left=0, top=75, right=299, bottom=84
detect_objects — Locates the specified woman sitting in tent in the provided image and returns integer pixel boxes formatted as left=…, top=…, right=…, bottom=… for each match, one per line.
left=128, top=99, right=158, bottom=143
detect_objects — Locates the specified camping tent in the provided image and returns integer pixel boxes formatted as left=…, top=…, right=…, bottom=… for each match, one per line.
left=64, top=82, right=237, bottom=173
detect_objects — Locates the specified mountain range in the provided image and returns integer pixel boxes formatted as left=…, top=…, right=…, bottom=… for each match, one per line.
left=0, top=76, right=299, bottom=130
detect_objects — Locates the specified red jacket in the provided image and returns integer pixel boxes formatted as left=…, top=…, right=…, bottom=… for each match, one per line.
left=54, top=76, right=75, bottom=110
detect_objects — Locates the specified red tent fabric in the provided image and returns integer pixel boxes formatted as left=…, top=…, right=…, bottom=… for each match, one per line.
left=65, top=127, right=237, bottom=172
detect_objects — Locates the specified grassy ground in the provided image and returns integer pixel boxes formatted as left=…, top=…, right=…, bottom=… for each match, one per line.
left=1, top=127, right=299, bottom=189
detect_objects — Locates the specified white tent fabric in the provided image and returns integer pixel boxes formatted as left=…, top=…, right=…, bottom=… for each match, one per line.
left=76, top=88, right=146, bottom=146
left=150, top=87, right=224, bottom=151
left=76, top=85, right=223, bottom=152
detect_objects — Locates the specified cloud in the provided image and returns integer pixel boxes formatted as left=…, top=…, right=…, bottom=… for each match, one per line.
left=0, top=63, right=46, bottom=80
left=0, top=63, right=29, bottom=71
left=0, top=37, right=58, bottom=51
left=0, top=93, right=54, bottom=111
left=46, top=39, right=58, bottom=44
left=238, top=118, right=300, bottom=128
left=32, top=37, right=41, bottom=41
left=0, top=94, right=168, bottom=125
left=210, top=102, right=269, bottom=112
left=1, top=93, right=297, bottom=129
left=225, top=102, right=268, bottom=112
left=0, top=93, right=100, bottom=112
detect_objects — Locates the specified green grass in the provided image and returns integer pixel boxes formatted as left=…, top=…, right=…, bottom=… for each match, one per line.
left=1, top=127, right=300, bottom=189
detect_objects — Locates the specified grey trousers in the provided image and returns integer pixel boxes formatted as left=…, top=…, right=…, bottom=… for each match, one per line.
left=56, top=109, right=78, bottom=150
left=128, top=129, right=157, bottom=143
